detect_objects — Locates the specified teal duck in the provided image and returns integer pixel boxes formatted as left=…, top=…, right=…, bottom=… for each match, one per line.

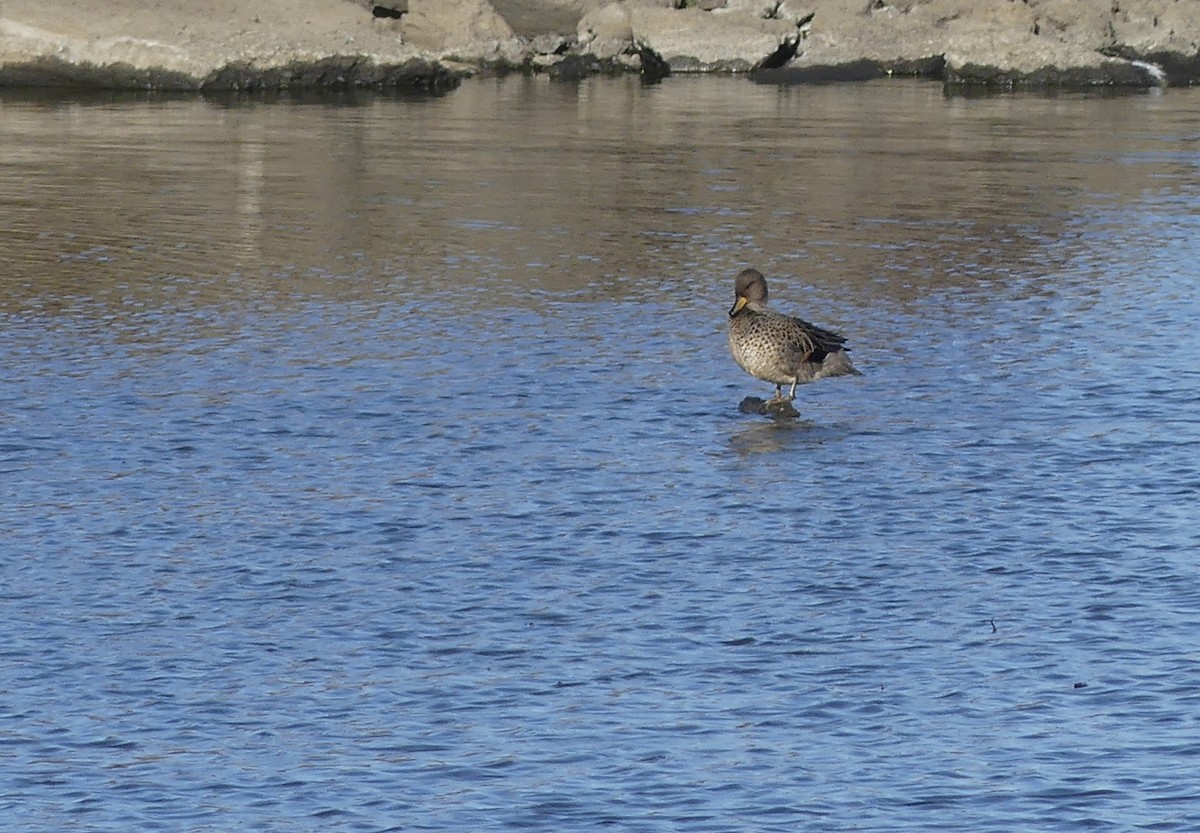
left=728, top=268, right=858, bottom=402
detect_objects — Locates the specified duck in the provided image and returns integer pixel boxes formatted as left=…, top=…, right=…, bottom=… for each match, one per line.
left=728, top=268, right=858, bottom=402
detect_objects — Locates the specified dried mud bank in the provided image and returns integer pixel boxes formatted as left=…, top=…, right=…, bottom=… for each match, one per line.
left=2, top=1, right=1199, bottom=93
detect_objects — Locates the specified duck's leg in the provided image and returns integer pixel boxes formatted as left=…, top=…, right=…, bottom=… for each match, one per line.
left=787, top=379, right=799, bottom=401
left=768, top=384, right=785, bottom=403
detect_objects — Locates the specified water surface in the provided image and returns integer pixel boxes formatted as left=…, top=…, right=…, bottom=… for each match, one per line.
left=2, top=77, right=1200, bottom=832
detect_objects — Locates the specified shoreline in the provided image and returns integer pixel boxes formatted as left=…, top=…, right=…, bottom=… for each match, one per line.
left=2, top=1, right=1197, bottom=94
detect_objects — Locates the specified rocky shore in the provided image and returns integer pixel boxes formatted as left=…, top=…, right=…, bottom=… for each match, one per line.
left=1, top=0, right=1198, bottom=93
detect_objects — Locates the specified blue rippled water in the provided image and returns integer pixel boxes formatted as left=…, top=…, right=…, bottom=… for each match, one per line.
left=2, top=78, right=1200, bottom=831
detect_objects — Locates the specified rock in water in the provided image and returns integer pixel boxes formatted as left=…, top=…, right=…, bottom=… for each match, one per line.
left=738, top=396, right=800, bottom=419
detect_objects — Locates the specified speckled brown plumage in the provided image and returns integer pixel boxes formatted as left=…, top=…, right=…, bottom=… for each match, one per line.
left=728, top=268, right=858, bottom=401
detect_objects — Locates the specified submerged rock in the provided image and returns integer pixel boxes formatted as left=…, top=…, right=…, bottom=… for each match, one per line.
left=546, top=52, right=604, bottom=80
left=738, top=396, right=801, bottom=420
left=751, top=55, right=945, bottom=84
left=200, top=56, right=460, bottom=93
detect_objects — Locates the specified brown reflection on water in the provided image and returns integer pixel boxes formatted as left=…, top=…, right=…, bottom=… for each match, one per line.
left=1, top=78, right=1197, bottom=320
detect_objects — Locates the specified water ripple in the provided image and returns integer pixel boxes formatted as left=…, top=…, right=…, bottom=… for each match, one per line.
left=4, top=79, right=1200, bottom=833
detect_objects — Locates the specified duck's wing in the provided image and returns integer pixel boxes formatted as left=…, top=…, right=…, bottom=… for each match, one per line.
left=787, top=316, right=849, bottom=363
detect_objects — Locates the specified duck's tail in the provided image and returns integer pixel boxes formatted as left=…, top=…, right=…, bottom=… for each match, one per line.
left=817, top=350, right=860, bottom=378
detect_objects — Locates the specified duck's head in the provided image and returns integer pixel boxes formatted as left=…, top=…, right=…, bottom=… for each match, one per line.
left=729, top=268, right=768, bottom=317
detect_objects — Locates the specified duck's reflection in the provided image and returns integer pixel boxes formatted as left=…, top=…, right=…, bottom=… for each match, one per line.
left=726, top=415, right=822, bottom=457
